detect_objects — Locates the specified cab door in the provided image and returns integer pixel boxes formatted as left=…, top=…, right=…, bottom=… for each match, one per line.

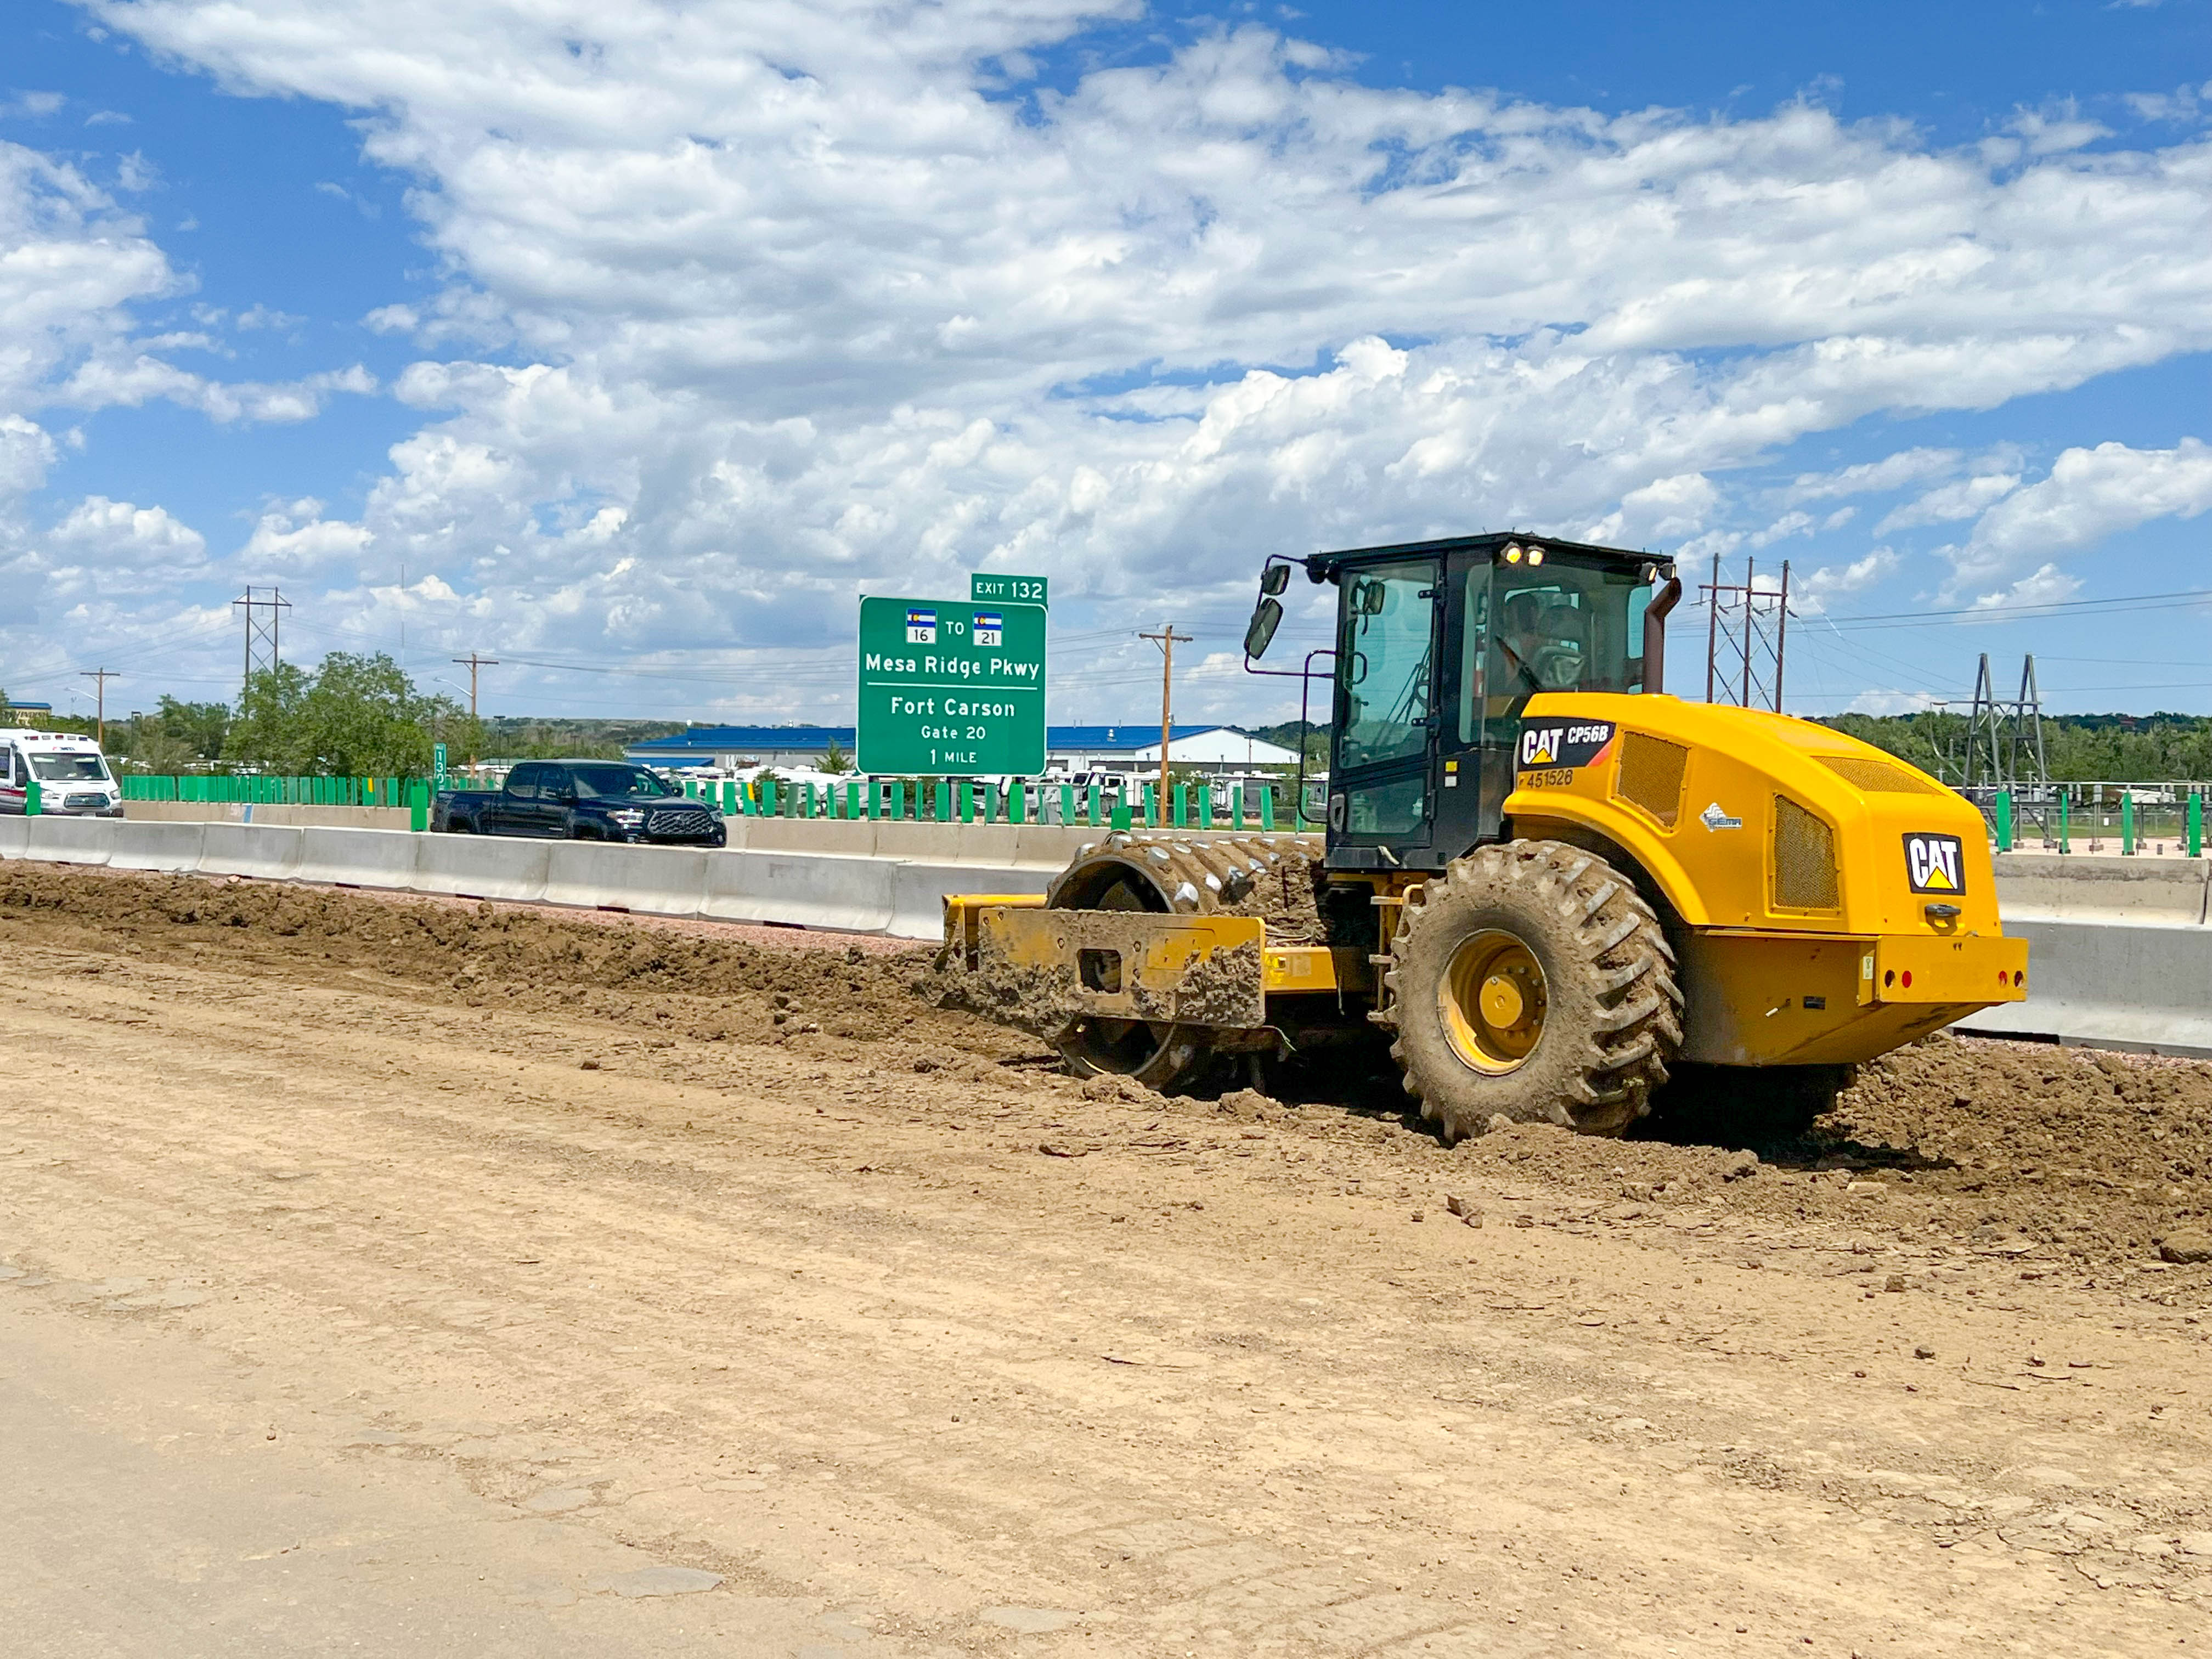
left=531, top=766, right=578, bottom=837
left=0, top=747, right=23, bottom=814
left=1327, top=556, right=1440, bottom=868
left=486, top=763, right=539, bottom=833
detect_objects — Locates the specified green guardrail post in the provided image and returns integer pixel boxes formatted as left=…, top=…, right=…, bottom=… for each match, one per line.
left=1010, top=781, right=1026, bottom=825
left=24, top=778, right=41, bottom=816
left=1993, top=789, right=2013, bottom=852
left=1199, top=785, right=1214, bottom=830
left=2121, top=791, right=2135, bottom=855
left=1260, top=785, right=1276, bottom=831
left=1109, top=796, right=1131, bottom=831
left=1169, top=783, right=1186, bottom=827
left=2057, top=788, right=2070, bottom=854
left=2191, top=792, right=2204, bottom=858
left=407, top=780, right=429, bottom=832
left=1086, top=783, right=1101, bottom=826
left=953, top=780, right=969, bottom=822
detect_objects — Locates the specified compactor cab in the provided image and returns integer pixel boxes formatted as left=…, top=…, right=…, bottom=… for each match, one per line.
left=1292, top=533, right=1675, bottom=871
left=943, top=532, right=2030, bottom=1139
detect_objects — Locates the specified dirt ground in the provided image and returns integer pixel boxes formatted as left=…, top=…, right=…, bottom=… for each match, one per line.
left=3, top=864, right=2209, bottom=1656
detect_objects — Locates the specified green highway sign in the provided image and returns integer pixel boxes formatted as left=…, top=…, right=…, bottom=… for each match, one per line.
left=971, top=572, right=1048, bottom=607
left=857, top=596, right=1047, bottom=775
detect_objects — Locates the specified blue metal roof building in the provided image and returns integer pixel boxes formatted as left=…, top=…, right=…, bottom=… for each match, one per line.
left=627, top=724, right=1241, bottom=770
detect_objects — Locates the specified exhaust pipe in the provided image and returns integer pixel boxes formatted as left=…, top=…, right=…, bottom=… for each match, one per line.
left=1644, top=574, right=1683, bottom=695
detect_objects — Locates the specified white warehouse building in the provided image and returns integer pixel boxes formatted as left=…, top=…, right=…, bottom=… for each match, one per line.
left=1121, top=729, right=1301, bottom=771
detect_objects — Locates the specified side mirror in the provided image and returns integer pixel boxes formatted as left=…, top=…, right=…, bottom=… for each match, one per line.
left=1260, top=562, right=1290, bottom=596
left=1244, top=596, right=1284, bottom=660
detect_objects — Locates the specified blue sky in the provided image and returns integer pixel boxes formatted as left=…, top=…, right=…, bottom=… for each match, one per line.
left=2, top=0, right=2208, bottom=724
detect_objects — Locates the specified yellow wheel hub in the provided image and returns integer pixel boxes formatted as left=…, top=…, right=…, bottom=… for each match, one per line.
left=1439, top=930, right=1547, bottom=1074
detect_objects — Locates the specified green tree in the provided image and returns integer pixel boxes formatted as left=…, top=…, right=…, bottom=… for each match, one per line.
left=155, top=696, right=232, bottom=761
left=819, top=738, right=855, bottom=774
left=111, top=696, right=233, bottom=771
left=226, top=653, right=482, bottom=776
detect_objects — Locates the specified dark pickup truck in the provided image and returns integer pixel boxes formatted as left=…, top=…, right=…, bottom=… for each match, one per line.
left=433, top=760, right=726, bottom=846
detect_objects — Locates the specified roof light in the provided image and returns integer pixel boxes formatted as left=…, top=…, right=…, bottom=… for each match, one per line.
left=1501, top=543, right=1523, bottom=564
left=1526, top=546, right=1545, bottom=566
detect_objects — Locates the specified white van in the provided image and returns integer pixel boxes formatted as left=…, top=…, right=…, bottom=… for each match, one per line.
left=0, top=729, right=123, bottom=816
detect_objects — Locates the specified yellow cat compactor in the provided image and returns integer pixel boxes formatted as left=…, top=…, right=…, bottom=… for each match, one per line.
left=943, top=533, right=2028, bottom=1137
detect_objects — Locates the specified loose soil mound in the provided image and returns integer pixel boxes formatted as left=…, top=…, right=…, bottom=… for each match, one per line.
left=4, top=862, right=2207, bottom=1274
left=0, top=864, right=1031, bottom=1060
left=1426, top=1032, right=2212, bottom=1272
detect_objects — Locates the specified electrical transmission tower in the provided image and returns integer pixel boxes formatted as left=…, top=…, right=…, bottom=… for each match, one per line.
left=1943, top=654, right=2048, bottom=791
left=233, top=586, right=291, bottom=697
left=1701, top=556, right=1791, bottom=711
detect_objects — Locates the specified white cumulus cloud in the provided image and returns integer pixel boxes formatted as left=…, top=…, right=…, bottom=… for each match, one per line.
left=9, top=1, right=2211, bottom=713
left=1949, top=438, right=2212, bottom=593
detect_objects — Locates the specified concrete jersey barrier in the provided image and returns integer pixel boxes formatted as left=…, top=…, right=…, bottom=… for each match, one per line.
left=106, top=820, right=210, bottom=873
left=199, top=822, right=307, bottom=881
left=1956, top=916, right=2212, bottom=1057
left=414, top=833, right=551, bottom=904
left=1994, top=853, right=2210, bottom=926
left=703, top=849, right=898, bottom=933
left=22, top=815, right=119, bottom=867
left=543, top=841, right=711, bottom=916
left=291, top=827, right=422, bottom=890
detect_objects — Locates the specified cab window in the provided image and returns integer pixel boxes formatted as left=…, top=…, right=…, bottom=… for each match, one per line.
left=1459, top=557, right=1652, bottom=741
left=1336, top=560, right=1436, bottom=772
left=505, top=764, right=542, bottom=800
left=571, top=765, right=672, bottom=798
left=30, top=753, right=110, bottom=783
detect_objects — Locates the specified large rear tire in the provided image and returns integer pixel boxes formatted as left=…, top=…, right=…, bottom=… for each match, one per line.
left=1380, top=840, right=1682, bottom=1139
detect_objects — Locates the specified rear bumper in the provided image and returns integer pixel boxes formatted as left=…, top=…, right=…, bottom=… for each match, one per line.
left=1679, top=928, right=2028, bottom=1066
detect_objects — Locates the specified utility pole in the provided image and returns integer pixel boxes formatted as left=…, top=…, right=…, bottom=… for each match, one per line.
left=78, top=669, right=119, bottom=744
left=451, top=653, right=499, bottom=718
left=233, top=586, right=291, bottom=699
left=1140, top=621, right=1193, bottom=820
left=1700, top=558, right=1791, bottom=712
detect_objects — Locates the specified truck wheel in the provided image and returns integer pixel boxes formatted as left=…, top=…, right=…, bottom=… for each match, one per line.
left=1379, top=840, right=1682, bottom=1139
